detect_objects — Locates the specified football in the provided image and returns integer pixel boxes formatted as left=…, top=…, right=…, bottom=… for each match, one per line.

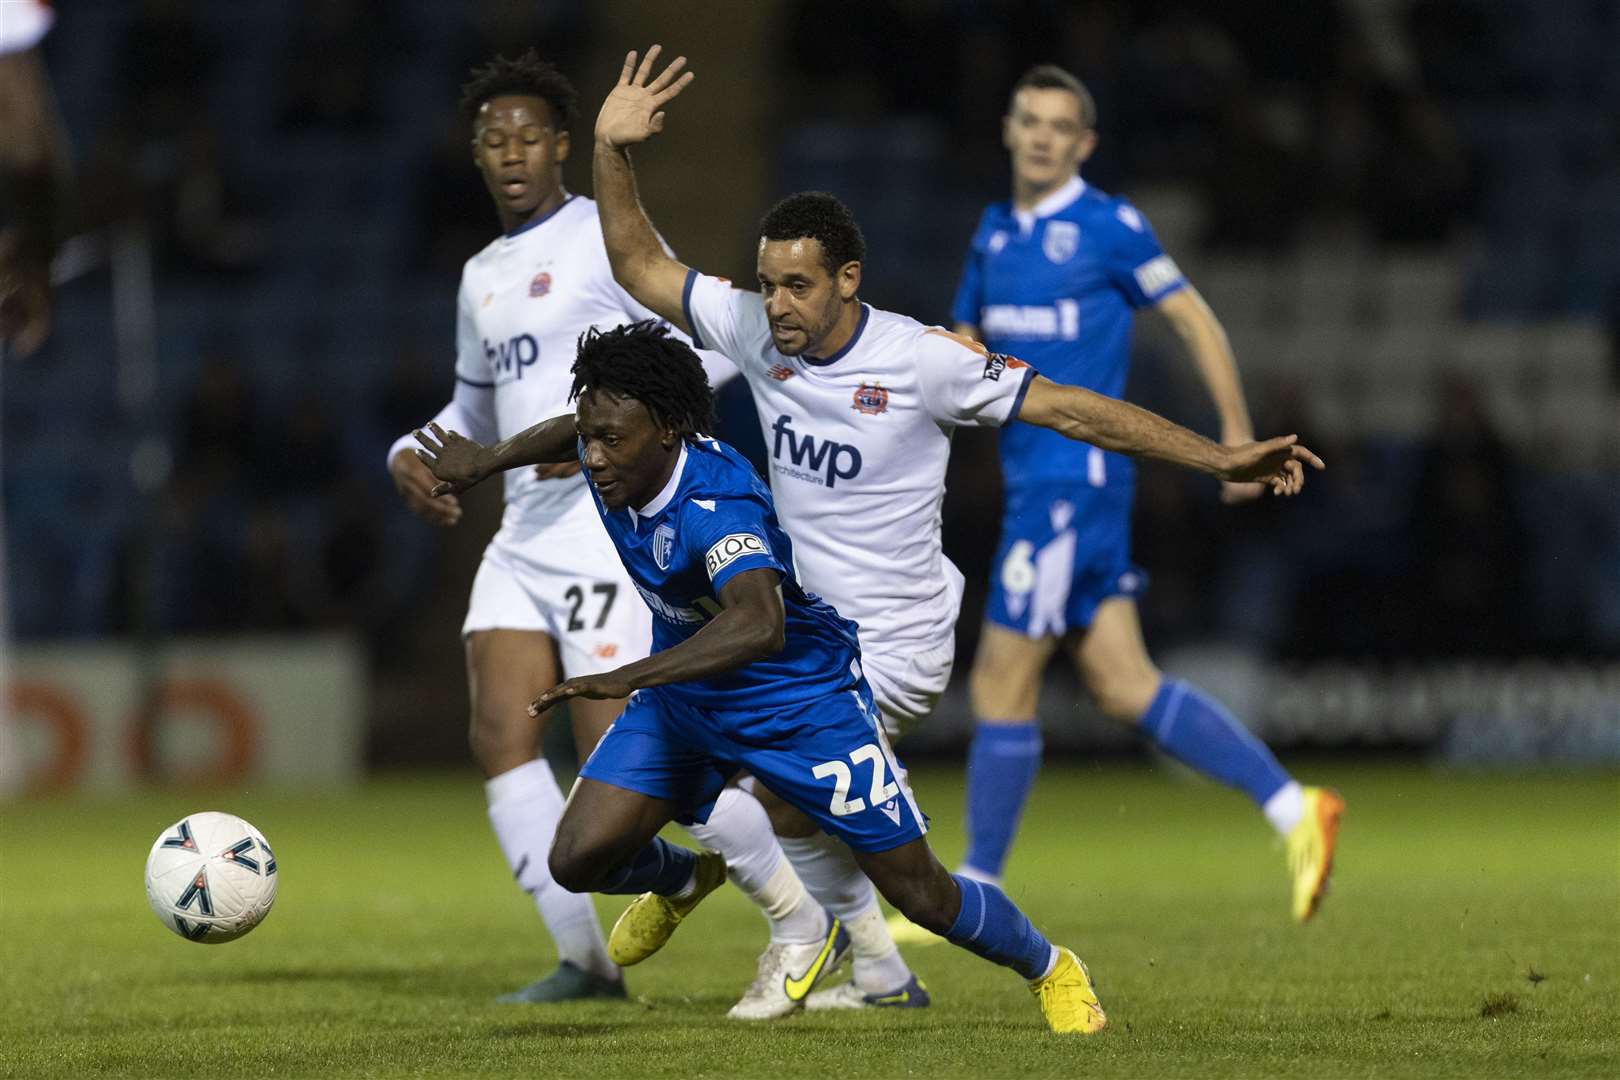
left=143, top=811, right=278, bottom=944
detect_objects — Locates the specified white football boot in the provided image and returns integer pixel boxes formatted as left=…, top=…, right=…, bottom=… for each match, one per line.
left=726, top=918, right=851, bottom=1020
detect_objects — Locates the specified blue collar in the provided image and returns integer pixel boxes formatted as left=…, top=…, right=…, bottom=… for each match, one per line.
left=803, top=304, right=869, bottom=367
left=503, top=193, right=575, bottom=239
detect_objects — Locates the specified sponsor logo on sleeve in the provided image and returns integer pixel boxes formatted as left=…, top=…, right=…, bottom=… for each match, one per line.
left=705, top=533, right=768, bottom=580
left=981, top=353, right=1029, bottom=382
left=1133, top=255, right=1183, bottom=298
left=1115, top=204, right=1144, bottom=232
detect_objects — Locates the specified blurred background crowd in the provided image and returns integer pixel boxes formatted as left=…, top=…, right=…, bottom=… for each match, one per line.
left=6, top=0, right=1618, bottom=766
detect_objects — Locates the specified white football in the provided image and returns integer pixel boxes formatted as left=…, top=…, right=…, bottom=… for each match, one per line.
left=144, top=811, right=278, bottom=943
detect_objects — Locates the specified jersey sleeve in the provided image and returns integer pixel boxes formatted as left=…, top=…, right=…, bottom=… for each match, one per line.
left=913, top=327, right=1038, bottom=429
left=682, top=496, right=786, bottom=594
left=452, top=277, right=494, bottom=387
left=1101, top=201, right=1187, bottom=309
left=949, top=208, right=994, bottom=327
left=681, top=270, right=764, bottom=369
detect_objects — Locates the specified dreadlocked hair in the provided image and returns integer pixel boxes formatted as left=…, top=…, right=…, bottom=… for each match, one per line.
left=569, top=321, right=716, bottom=437
left=459, top=49, right=578, bottom=129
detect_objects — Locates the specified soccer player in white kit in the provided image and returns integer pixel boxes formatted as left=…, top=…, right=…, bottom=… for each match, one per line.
left=388, top=52, right=796, bottom=1006
left=587, top=46, right=1324, bottom=1011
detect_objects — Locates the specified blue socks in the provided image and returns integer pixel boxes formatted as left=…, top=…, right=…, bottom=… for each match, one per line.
left=598, top=837, right=697, bottom=896
left=944, top=873, right=1054, bottom=981
left=1139, top=679, right=1291, bottom=807
left=961, top=722, right=1043, bottom=879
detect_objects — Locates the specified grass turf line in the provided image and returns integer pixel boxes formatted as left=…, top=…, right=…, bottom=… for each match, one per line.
left=2, top=762, right=1616, bottom=1078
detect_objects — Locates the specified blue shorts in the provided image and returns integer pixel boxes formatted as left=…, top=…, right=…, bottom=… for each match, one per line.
left=579, top=679, right=928, bottom=853
left=986, top=483, right=1148, bottom=639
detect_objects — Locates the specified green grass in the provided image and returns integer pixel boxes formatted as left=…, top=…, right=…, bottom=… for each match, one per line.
left=3, top=762, right=1617, bottom=1077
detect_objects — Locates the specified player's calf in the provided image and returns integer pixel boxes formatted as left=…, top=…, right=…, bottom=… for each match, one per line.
left=857, top=842, right=960, bottom=935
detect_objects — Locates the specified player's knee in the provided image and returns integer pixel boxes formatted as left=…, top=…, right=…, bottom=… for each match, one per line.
left=1090, top=672, right=1158, bottom=725
left=969, top=661, right=1037, bottom=719
left=546, top=834, right=599, bottom=894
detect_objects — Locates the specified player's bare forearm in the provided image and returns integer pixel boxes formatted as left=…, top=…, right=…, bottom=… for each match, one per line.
left=1018, top=375, right=1227, bottom=475
left=413, top=415, right=576, bottom=495
left=614, top=601, right=783, bottom=691
left=592, top=45, right=697, bottom=330
left=592, top=142, right=689, bottom=327
left=1157, top=287, right=1252, bottom=443
left=529, top=569, right=785, bottom=714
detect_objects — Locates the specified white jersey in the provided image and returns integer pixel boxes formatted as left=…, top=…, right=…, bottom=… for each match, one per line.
left=454, top=194, right=680, bottom=531
left=681, top=270, right=1036, bottom=658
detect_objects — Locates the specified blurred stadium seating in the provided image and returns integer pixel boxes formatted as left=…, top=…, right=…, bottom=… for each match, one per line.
left=4, top=1, right=1616, bottom=782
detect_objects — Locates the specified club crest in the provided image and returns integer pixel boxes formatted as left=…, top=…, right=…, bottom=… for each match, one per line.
left=652, top=523, right=676, bottom=570
left=851, top=382, right=889, bottom=416
left=529, top=271, right=552, bottom=298
left=1042, top=220, right=1080, bottom=264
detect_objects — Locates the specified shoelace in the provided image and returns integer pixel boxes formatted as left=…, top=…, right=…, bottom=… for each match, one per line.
left=741, top=944, right=789, bottom=997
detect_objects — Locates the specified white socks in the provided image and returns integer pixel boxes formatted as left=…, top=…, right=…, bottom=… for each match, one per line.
left=685, top=786, right=827, bottom=944
left=1263, top=780, right=1305, bottom=836
left=485, top=759, right=617, bottom=980
left=777, top=831, right=913, bottom=993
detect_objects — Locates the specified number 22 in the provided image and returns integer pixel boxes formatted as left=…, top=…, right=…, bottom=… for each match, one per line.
left=812, top=745, right=899, bottom=817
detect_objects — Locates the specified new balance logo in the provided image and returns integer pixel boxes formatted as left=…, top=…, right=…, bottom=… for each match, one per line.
left=766, top=363, right=795, bottom=381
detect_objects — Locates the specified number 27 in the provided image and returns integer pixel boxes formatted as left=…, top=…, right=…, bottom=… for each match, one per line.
left=812, top=745, right=899, bottom=817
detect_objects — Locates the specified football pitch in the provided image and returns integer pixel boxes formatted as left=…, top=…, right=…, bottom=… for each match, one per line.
left=3, top=761, right=1616, bottom=1078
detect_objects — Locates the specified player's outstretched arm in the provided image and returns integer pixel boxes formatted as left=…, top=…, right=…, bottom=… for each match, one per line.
left=412, top=415, right=578, bottom=496
left=1017, top=376, right=1324, bottom=496
left=529, top=567, right=785, bottom=715
left=594, top=45, right=698, bottom=332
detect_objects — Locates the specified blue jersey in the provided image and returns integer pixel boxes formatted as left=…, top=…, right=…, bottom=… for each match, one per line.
left=951, top=177, right=1186, bottom=491
left=584, top=436, right=863, bottom=712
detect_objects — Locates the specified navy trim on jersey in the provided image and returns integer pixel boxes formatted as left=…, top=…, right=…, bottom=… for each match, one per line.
left=803, top=304, right=869, bottom=367
left=455, top=374, right=497, bottom=389
left=682, top=269, right=705, bottom=349
left=503, top=194, right=577, bottom=239
left=1008, top=365, right=1038, bottom=422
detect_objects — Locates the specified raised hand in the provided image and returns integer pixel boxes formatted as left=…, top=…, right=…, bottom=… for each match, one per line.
left=528, top=672, right=635, bottom=717
left=595, top=44, right=695, bottom=149
left=1218, top=435, right=1324, bottom=497
left=412, top=422, right=491, bottom=497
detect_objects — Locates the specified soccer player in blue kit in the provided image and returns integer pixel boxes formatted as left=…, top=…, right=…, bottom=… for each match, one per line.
left=948, top=66, right=1343, bottom=923
left=413, top=320, right=1109, bottom=1033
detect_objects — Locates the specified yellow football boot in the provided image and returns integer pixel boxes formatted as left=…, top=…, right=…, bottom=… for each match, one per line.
left=1286, top=787, right=1345, bottom=922
left=607, top=849, right=727, bottom=966
left=1029, top=946, right=1107, bottom=1034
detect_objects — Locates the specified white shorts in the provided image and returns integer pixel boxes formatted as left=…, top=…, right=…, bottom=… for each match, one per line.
left=860, top=635, right=956, bottom=738
left=463, top=516, right=651, bottom=679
